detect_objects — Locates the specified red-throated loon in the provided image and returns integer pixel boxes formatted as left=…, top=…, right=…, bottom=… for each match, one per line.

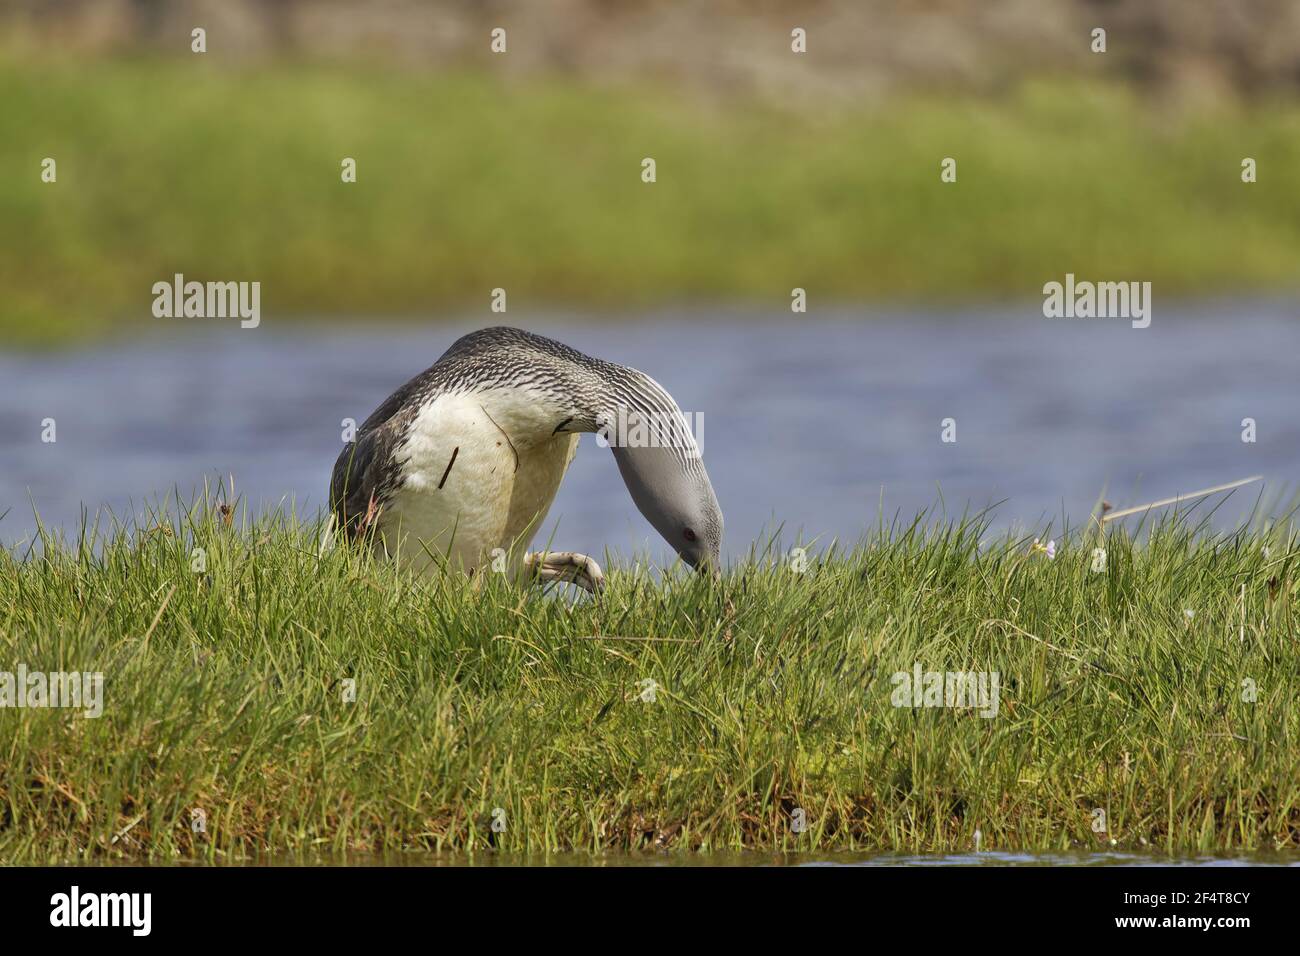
left=330, top=327, right=722, bottom=591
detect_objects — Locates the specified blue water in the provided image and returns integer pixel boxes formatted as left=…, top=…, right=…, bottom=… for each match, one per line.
left=2, top=301, right=1298, bottom=559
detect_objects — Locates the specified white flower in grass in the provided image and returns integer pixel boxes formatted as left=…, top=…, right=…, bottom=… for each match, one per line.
left=1184, top=608, right=1195, bottom=621
left=1031, top=538, right=1056, bottom=560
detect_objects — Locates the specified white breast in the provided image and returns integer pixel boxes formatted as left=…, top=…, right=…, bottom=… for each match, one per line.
left=375, top=388, right=579, bottom=579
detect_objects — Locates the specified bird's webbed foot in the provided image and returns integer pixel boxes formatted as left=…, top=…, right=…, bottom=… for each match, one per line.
left=524, top=550, right=606, bottom=594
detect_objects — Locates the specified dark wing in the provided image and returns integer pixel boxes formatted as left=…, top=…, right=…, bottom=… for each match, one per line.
left=329, top=404, right=417, bottom=539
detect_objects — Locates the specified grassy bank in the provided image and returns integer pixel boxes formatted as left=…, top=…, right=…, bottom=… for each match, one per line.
left=1, top=498, right=1297, bottom=863
left=4, top=59, right=1300, bottom=346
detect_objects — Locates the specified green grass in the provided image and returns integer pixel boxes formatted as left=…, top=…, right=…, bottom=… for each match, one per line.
left=1, top=494, right=1298, bottom=863
left=4, top=58, right=1300, bottom=346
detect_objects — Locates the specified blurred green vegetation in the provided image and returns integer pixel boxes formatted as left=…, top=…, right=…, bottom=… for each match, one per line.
left=3, top=58, right=1300, bottom=346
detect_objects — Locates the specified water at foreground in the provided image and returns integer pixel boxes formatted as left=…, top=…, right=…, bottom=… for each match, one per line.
left=2, top=301, right=1297, bottom=559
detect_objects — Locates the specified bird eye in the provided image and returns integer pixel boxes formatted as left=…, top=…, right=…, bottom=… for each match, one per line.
left=683, top=527, right=697, bottom=542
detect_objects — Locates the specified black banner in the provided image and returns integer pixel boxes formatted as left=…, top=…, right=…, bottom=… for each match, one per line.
left=0, top=862, right=1282, bottom=942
